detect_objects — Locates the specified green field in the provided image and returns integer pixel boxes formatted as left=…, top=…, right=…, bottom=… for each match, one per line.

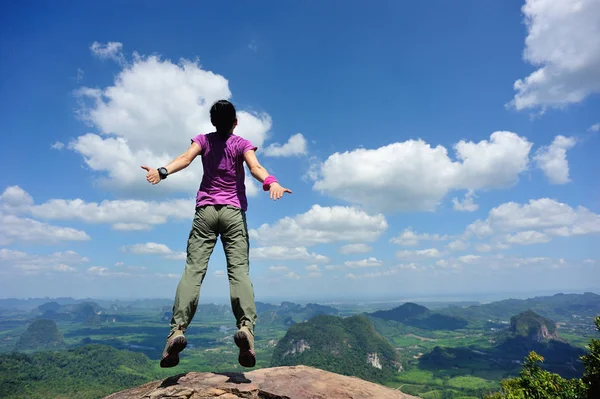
left=0, top=294, right=598, bottom=399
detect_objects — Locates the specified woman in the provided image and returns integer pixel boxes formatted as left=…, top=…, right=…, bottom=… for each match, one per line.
left=142, top=100, right=292, bottom=368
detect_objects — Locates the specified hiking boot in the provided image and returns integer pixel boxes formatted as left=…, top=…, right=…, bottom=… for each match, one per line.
left=160, top=329, right=187, bottom=368
left=234, top=323, right=256, bottom=368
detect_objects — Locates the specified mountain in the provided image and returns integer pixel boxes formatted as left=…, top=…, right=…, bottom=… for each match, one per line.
left=258, top=301, right=339, bottom=325
left=271, top=314, right=401, bottom=383
left=16, top=319, right=64, bottom=350
left=369, top=302, right=468, bottom=330
left=440, top=292, right=600, bottom=323
left=507, top=310, right=558, bottom=341
left=419, top=310, right=585, bottom=379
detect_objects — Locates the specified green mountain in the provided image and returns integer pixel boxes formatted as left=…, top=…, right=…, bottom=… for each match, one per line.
left=0, top=345, right=153, bottom=399
left=440, top=292, right=600, bottom=323
left=419, top=310, right=585, bottom=379
left=16, top=319, right=64, bottom=350
left=369, top=302, right=468, bottom=330
left=507, top=310, right=558, bottom=341
left=270, top=314, right=400, bottom=383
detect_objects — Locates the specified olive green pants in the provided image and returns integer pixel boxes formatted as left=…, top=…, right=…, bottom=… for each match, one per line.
left=170, top=205, right=257, bottom=333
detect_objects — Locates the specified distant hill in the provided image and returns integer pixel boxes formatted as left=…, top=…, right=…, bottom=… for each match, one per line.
left=16, top=319, right=64, bottom=350
left=439, top=292, right=600, bottom=323
left=369, top=302, right=468, bottom=330
left=420, top=310, right=585, bottom=379
left=258, top=301, right=338, bottom=325
left=271, top=314, right=400, bottom=383
left=507, top=310, right=558, bottom=341
left=31, top=302, right=106, bottom=325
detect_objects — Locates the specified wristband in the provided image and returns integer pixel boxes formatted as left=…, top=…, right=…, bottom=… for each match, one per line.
left=263, top=176, right=278, bottom=191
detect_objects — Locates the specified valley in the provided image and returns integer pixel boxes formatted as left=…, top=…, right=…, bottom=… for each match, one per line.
left=0, top=292, right=598, bottom=399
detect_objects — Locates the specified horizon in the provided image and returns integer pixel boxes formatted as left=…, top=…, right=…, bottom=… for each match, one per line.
left=1, top=0, right=599, bottom=300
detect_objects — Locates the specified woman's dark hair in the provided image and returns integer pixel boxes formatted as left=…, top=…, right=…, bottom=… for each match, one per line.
left=210, top=100, right=237, bottom=134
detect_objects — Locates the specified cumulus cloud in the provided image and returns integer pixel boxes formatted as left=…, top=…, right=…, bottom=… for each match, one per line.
left=504, top=230, right=552, bottom=245
left=534, top=136, right=577, bottom=184
left=343, top=257, right=383, bottom=269
left=590, top=123, right=600, bottom=132
left=396, top=248, right=443, bottom=259
left=0, top=249, right=88, bottom=274
left=464, top=198, right=600, bottom=248
left=72, top=48, right=272, bottom=195
left=284, top=271, right=301, bottom=280
left=123, top=242, right=186, bottom=260
left=264, top=133, right=307, bottom=157
left=312, top=132, right=532, bottom=212
left=446, top=240, right=468, bottom=252
left=452, top=190, right=479, bottom=212
left=1, top=185, right=194, bottom=231
left=90, top=41, right=124, bottom=63
left=51, top=141, right=65, bottom=150
left=338, top=243, right=372, bottom=254
left=249, top=205, right=387, bottom=247
left=390, top=228, right=450, bottom=246
left=509, top=0, right=600, bottom=111
left=0, top=215, right=90, bottom=245
left=250, top=246, right=329, bottom=263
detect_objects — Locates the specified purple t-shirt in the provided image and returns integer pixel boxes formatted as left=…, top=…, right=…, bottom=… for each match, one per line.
left=191, top=132, right=257, bottom=211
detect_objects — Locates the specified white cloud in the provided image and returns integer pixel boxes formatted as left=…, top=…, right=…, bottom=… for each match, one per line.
left=343, top=257, right=383, bottom=269
left=504, top=230, right=552, bottom=245
left=396, top=248, right=443, bottom=259
left=338, top=243, right=372, bottom=254
left=88, top=266, right=132, bottom=277
left=264, top=133, right=307, bottom=157
left=0, top=214, right=90, bottom=245
left=446, top=240, right=468, bottom=252
left=123, top=242, right=186, bottom=260
left=534, top=136, right=577, bottom=184
left=464, top=198, right=600, bottom=249
left=305, top=265, right=321, bottom=272
left=324, top=265, right=344, bottom=271
left=466, top=198, right=600, bottom=237
left=51, top=141, right=65, bottom=150
left=307, top=272, right=322, bottom=278
left=1, top=185, right=194, bottom=231
left=590, top=123, right=600, bottom=132
left=313, top=132, right=532, bottom=212
left=269, top=265, right=289, bottom=272
left=390, top=228, right=449, bottom=246
left=250, top=246, right=329, bottom=263
left=284, top=271, right=300, bottom=280
left=458, top=255, right=481, bottom=264
left=452, top=190, right=479, bottom=212
left=0, top=249, right=88, bottom=274
left=343, top=263, right=423, bottom=279
left=249, top=205, right=387, bottom=247
left=90, top=41, right=125, bottom=63
left=509, top=0, right=600, bottom=111
left=72, top=48, right=271, bottom=195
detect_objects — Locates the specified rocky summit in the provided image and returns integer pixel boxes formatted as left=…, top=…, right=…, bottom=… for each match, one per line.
left=104, top=365, right=420, bottom=399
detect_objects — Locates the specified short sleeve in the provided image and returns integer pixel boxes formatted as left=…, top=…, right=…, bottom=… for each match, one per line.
left=238, top=137, right=258, bottom=156
left=191, top=134, right=207, bottom=154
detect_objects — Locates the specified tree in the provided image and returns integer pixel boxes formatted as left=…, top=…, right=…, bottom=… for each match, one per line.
left=581, top=317, right=600, bottom=398
left=485, top=316, right=600, bottom=399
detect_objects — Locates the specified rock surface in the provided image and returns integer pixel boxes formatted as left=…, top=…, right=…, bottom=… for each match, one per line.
left=104, top=365, right=420, bottom=399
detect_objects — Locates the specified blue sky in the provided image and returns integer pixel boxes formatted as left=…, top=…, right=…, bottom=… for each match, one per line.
left=1, top=0, right=599, bottom=302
